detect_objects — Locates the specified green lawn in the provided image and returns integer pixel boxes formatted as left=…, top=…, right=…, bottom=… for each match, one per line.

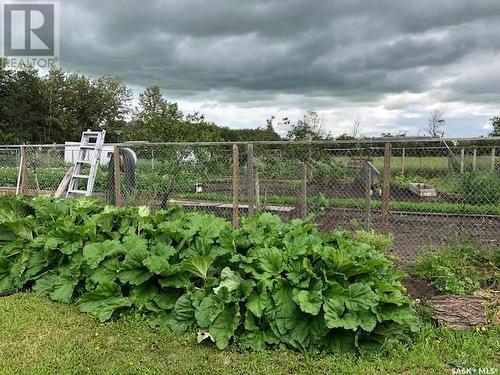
left=0, top=293, right=498, bottom=375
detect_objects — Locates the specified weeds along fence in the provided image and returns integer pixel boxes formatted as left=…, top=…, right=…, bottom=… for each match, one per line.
left=1, top=137, right=499, bottom=265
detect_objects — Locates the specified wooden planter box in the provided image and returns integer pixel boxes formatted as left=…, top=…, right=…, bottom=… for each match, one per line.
left=409, top=183, right=437, bottom=197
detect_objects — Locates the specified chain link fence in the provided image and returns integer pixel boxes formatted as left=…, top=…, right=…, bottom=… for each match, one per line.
left=1, top=138, right=498, bottom=266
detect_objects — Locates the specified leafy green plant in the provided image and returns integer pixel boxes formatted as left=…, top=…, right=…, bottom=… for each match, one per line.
left=459, top=172, right=500, bottom=205
left=354, top=230, right=394, bottom=253
left=0, top=195, right=419, bottom=354
left=413, top=245, right=499, bottom=295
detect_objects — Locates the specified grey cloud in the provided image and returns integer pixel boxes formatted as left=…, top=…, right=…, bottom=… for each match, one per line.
left=58, top=0, right=500, bottom=111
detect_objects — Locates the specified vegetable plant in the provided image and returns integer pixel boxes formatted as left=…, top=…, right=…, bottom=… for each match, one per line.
left=0, top=194, right=419, bottom=354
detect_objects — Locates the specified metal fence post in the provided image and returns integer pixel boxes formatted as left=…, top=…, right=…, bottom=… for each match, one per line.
left=460, top=148, right=465, bottom=173
left=472, top=148, right=477, bottom=172
left=381, top=143, right=392, bottom=235
left=232, top=144, right=240, bottom=228
left=247, top=143, right=255, bottom=216
left=300, top=163, right=308, bottom=219
left=492, top=147, right=496, bottom=172
left=401, top=148, right=405, bottom=175
left=113, top=146, right=123, bottom=207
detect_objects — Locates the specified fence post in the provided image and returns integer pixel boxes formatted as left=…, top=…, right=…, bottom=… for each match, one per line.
left=460, top=148, right=465, bottom=173
left=492, top=147, right=496, bottom=172
left=365, top=163, right=371, bottom=230
left=255, top=165, right=261, bottom=212
left=113, top=146, right=123, bottom=207
left=247, top=143, right=255, bottom=216
left=401, top=148, right=405, bottom=175
left=472, top=148, right=477, bottom=172
left=381, top=143, right=392, bottom=235
left=232, top=145, right=240, bottom=228
left=17, top=146, right=28, bottom=195
left=300, top=163, right=308, bottom=219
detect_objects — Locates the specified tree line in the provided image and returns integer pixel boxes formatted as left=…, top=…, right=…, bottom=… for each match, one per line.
left=0, top=67, right=281, bottom=144
left=1, top=66, right=499, bottom=144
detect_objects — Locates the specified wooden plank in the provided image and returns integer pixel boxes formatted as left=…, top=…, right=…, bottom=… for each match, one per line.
left=54, top=166, right=74, bottom=197
left=381, top=142, right=392, bottom=235
left=17, top=146, right=28, bottom=195
left=1, top=187, right=53, bottom=196
left=113, top=146, right=123, bottom=207
left=247, top=144, right=255, bottom=215
left=365, top=162, right=372, bottom=230
left=169, top=199, right=295, bottom=213
left=232, top=144, right=240, bottom=228
left=300, top=163, right=308, bottom=219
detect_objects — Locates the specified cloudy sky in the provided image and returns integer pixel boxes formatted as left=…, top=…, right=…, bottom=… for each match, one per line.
left=60, top=0, right=500, bottom=138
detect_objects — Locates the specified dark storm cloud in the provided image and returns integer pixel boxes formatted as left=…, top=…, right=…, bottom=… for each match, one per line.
left=59, top=0, right=500, bottom=107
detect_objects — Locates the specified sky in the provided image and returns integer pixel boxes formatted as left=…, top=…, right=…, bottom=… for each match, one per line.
left=59, top=0, right=500, bottom=138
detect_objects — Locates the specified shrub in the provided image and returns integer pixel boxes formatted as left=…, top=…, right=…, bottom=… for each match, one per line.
left=0, top=195, right=419, bottom=354
left=413, top=245, right=499, bottom=295
left=459, top=172, right=500, bottom=205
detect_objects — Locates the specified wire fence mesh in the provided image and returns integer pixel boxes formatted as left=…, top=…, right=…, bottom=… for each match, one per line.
left=0, top=138, right=498, bottom=266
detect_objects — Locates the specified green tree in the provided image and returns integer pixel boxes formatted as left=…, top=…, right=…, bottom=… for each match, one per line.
left=489, top=116, right=500, bottom=136
left=126, top=85, right=183, bottom=141
left=286, top=111, right=330, bottom=141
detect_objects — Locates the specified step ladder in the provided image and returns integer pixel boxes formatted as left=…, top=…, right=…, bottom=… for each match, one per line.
left=66, top=130, right=106, bottom=197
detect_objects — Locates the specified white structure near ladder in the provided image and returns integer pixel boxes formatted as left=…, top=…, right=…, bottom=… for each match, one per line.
left=64, top=142, right=114, bottom=166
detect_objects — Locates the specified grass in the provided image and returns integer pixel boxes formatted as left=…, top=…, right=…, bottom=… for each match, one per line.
left=413, top=245, right=499, bottom=295
left=0, top=293, right=499, bottom=375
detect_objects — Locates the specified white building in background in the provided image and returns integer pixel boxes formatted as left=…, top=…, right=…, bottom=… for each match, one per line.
left=64, top=142, right=114, bottom=166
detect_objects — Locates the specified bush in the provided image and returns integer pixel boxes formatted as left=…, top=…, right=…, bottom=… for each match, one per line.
left=0, top=195, right=419, bottom=354
left=459, top=172, right=500, bottom=205
left=413, top=245, right=499, bottom=295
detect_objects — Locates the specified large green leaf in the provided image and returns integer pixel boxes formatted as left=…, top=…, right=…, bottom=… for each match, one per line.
left=118, top=236, right=152, bottom=285
left=345, top=283, right=379, bottom=311
left=180, top=256, right=212, bottom=280
left=259, top=247, right=284, bottom=275
left=78, top=282, right=131, bottom=322
left=209, top=304, right=240, bottom=349
left=142, top=243, right=177, bottom=274
left=170, top=294, right=196, bottom=332
left=83, top=240, right=123, bottom=269
left=194, top=296, right=223, bottom=328
left=293, top=289, right=323, bottom=316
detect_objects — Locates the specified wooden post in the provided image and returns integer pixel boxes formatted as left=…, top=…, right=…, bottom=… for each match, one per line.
left=460, top=148, right=465, bottom=173
left=113, top=146, right=123, bottom=207
left=472, top=148, right=477, bottom=172
left=401, top=148, right=405, bottom=175
left=232, top=145, right=240, bottom=228
left=300, top=163, right=308, bottom=219
left=491, top=147, right=496, bottom=172
left=17, top=146, right=28, bottom=195
left=255, top=166, right=261, bottom=212
left=365, top=163, right=372, bottom=230
left=381, top=143, right=392, bottom=235
left=247, top=144, right=255, bottom=216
